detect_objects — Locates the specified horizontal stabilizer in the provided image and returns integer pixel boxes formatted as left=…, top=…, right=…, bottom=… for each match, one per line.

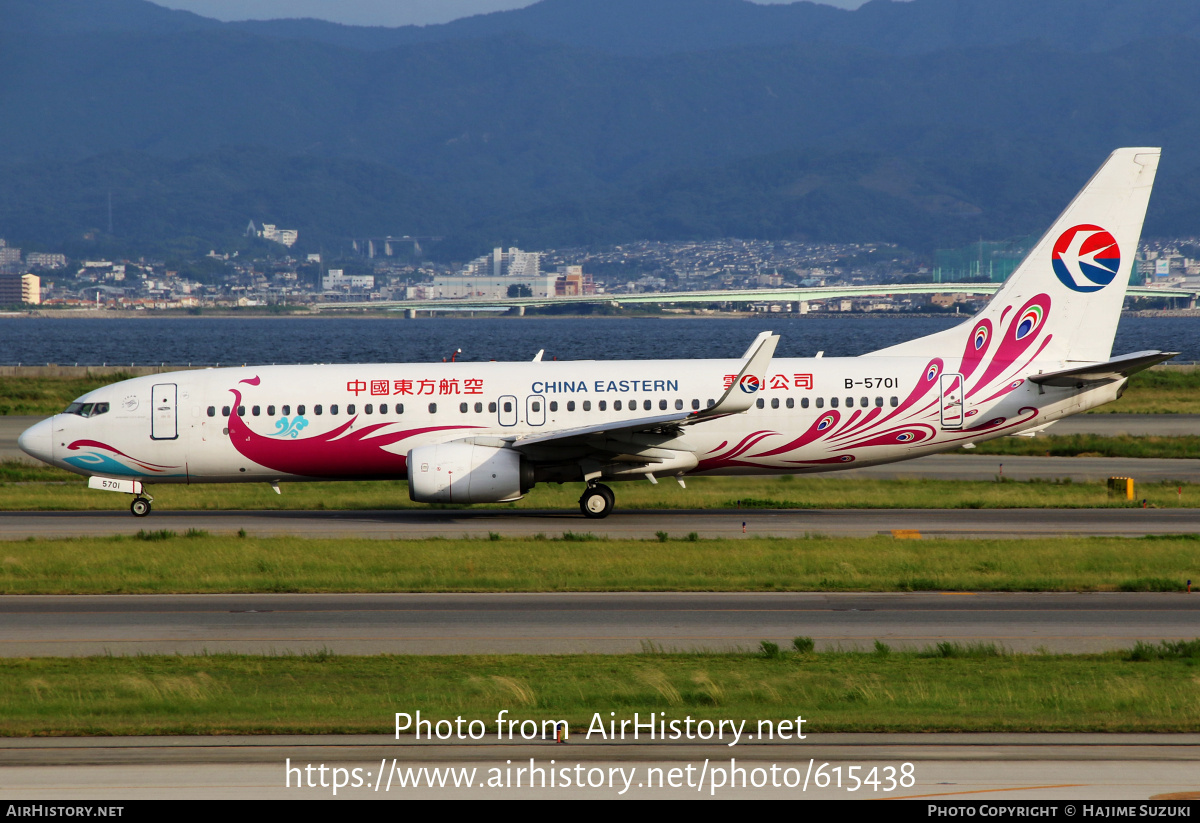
left=1028, top=350, right=1178, bottom=388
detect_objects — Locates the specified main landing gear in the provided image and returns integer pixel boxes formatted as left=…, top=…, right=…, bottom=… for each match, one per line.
left=579, top=483, right=615, bottom=519
left=130, top=497, right=152, bottom=517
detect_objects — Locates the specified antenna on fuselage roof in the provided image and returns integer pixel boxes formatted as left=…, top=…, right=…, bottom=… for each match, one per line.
left=532, top=349, right=544, bottom=362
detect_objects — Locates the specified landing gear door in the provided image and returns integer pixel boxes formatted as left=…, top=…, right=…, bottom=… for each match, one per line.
left=151, top=383, right=178, bottom=440
left=940, top=373, right=964, bottom=430
left=498, top=395, right=518, bottom=427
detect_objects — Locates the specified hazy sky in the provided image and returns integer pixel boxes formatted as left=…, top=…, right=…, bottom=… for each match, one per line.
left=154, top=1, right=872, bottom=28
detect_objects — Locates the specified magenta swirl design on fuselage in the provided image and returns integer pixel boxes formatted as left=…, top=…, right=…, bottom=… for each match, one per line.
left=967, top=294, right=1051, bottom=399
left=833, top=423, right=937, bottom=451
left=959, top=319, right=993, bottom=382
left=225, top=388, right=477, bottom=477
left=695, top=430, right=781, bottom=471
left=831, top=357, right=943, bottom=440
left=746, top=411, right=841, bottom=460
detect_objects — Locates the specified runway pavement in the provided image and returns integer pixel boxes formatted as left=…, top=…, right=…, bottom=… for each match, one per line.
left=4, top=505, right=1200, bottom=540
left=2, top=591, right=1195, bottom=656
left=1, top=734, right=1198, bottom=799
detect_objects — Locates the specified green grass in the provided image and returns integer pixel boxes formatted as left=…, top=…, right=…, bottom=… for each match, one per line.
left=5, top=465, right=1200, bottom=511
left=0, top=533, right=1196, bottom=593
left=1, top=650, right=1197, bottom=736
left=0, top=374, right=139, bottom=416
left=969, top=434, right=1200, bottom=459
left=1092, top=366, right=1200, bottom=414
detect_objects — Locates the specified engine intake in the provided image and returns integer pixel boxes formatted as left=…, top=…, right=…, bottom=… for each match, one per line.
left=407, top=442, right=531, bottom=503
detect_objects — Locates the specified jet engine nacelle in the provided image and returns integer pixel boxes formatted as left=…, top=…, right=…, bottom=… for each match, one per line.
left=407, top=442, right=530, bottom=503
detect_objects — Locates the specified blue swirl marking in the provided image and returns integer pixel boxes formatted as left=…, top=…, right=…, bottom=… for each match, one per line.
left=270, top=416, right=309, bottom=439
left=63, top=452, right=185, bottom=478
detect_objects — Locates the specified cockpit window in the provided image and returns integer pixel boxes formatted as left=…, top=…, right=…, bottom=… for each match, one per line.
left=63, top=402, right=109, bottom=418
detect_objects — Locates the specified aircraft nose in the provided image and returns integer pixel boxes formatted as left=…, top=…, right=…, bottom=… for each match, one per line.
left=17, top=418, right=55, bottom=464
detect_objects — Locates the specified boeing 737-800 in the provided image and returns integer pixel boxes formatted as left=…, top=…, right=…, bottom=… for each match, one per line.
left=18, top=148, right=1175, bottom=518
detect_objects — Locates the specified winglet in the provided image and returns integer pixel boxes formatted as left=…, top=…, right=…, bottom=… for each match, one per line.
left=692, top=331, right=779, bottom=419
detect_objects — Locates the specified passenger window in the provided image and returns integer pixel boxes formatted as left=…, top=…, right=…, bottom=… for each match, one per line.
left=599, top=401, right=607, bottom=411
left=428, top=403, right=437, bottom=414
left=692, top=399, right=700, bottom=410
left=816, top=398, right=824, bottom=409
left=567, top=401, right=576, bottom=412
left=861, top=397, right=868, bottom=407
left=347, top=404, right=355, bottom=415
left=365, top=404, right=373, bottom=414
left=252, top=405, right=260, bottom=416
left=675, top=399, right=683, bottom=410
left=875, top=397, right=883, bottom=408
left=397, top=404, right=405, bottom=414
left=222, top=406, right=231, bottom=417
left=786, top=398, right=794, bottom=409
left=771, top=398, right=780, bottom=409
left=584, top=401, right=592, bottom=411
left=645, top=400, right=653, bottom=411
left=549, top=401, right=558, bottom=412
left=706, top=399, right=715, bottom=408
left=237, top=405, right=246, bottom=416
left=297, top=405, right=305, bottom=415
left=460, top=402, right=468, bottom=413
left=756, top=398, right=765, bottom=409
left=330, top=405, right=338, bottom=415
left=267, top=405, right=276, bottom=416
left=379, top=403, right=387, bottom=414
left=846, top=397, right=853, bottom=407
left=614, top=400, right=623, bottom=411
left=830, top=398, right=838, bottom=409
left=475, top=402, right=483, bottom=413
left=207, top=406, right=216, bottom=417
left=890, top=396, right=899, bottom=407
left=489, top=402, right=497, bottom=413
left=282, top=405, right=290, bottom=416
left=314, top=405, right=322, bottom=415
left=801, top=398, right=809, bottom=409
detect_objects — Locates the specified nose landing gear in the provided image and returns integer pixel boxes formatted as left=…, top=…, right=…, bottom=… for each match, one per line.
left=579, top=483, right=615, bottom=519
left=130, top=497, right=152, bottom=517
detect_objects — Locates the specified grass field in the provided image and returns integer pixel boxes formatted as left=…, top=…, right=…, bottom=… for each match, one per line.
left=2, top=646, right=1197, bottom=736
left=1, top=532, right=1195, bottom=593
left=2, top=366, right=1198, bottom=416
left=968, top=434, right=1200, bottom=459
left=4, top=462, right=1198, bottom=512
left=1093, top=367, right=1200, bottom=414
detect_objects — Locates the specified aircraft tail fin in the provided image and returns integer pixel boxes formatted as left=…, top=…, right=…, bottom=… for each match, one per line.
left=873, top=148, right=1160, bottom=365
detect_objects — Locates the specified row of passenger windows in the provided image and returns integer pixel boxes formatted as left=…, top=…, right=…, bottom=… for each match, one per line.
left=207, top=395, right=902, bottom=418
left=756, top=396, right=901, bottom=410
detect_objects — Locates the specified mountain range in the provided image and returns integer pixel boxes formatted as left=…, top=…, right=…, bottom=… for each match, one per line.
left=3, top=0, right=1200, bottom=258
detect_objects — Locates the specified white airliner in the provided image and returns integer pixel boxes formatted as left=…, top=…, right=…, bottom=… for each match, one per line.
left=18, top=148, right=1175, bottom=518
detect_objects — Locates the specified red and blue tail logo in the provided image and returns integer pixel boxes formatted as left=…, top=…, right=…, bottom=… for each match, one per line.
left=1052, top=224, right=1121, bottom=293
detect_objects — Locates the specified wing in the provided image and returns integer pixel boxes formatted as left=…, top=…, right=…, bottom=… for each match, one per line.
left=506, top=331, right=779, bottom=450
